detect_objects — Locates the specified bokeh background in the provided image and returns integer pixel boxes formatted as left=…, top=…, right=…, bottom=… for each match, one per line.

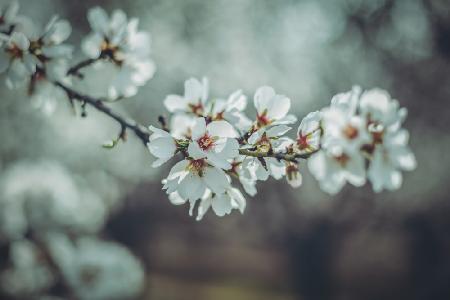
left=1, top=0, right=450, bottom=299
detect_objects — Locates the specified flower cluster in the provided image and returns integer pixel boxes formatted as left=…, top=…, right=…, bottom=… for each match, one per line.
left=0, top=3, right=154, bottom=113
left=148, top=78, right=416, bottom=220
left=0, top=1, right=417, bottom=224
left=81, top=6, right=155, bottom=99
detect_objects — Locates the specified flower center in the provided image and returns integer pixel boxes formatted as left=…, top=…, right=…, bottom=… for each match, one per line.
left=197, top=134, right=216, bottom=151
left=7, top=44, right=23, bottom=59
left=188, top=158, right=207, bottom=176
left=214, top=110, right=225, bottom=120
left=297, top=133, right=310, bottom=150
left=101, top=40, right=123, bottom=65
left=343, top=125, right=358, bottom=140
left=256, top=110, right=271, bottom=127
left=188, top=102, right=204, bottom=115
left=334, top=153, right=350, bottom=166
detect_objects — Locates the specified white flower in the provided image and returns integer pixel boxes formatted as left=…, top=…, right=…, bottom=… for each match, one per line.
left=164, top=159, right=231, bottom=202
left=253, top=86, right=296, bottom=127
left=196, top=187, right=246, bottom=221
left=368, top=129, right=416, bottom=192
left=0, top=31, right=36, bottom=88
left=27, top=15, right=73, bottom=64
left=164, top=77, right=209, bottom=115
left=359, top=88, right=407, bottom=131
left=46, top=234, right=144, bottom=300
left=147, top=126, right=177, bottom=167
left=82, top=7, right=155, bottom=98
left=207, top=89, right=252, bottom=131
left=187, top=117, right=239, bottom=170
left=243, top=125, right=292, bottom=181
left=322, top=88, right=370, bottom=152
left=169, top=113, right=197, bottom=139
left=0, top=1, right=20, bottom=32
left=308, top=142, right=366, bottom=194
left=359, top=89, right=416, bottom=192
left=295, top=111, right=322, bottom=153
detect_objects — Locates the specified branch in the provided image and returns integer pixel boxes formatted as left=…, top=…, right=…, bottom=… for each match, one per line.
left=54, top=82, right=315, bottom=163
left=54, top=81, right=151, bottom=145
left=67, top=58, right=99, bottom=78
left=238, top=148, right=316, bottom=163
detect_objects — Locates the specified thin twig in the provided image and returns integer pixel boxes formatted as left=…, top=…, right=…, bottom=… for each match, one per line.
left=54, top=81, right=151, bottom=145
left=67, top=58, right=99, bottom=78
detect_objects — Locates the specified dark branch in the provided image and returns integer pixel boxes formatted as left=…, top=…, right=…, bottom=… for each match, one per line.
left=67, top=58, right=99, bottom=78
left=55, top=81, right=151, bottom=145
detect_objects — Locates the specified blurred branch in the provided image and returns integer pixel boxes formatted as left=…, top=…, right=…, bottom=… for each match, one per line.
left=67, top=58, right=99, bottom=78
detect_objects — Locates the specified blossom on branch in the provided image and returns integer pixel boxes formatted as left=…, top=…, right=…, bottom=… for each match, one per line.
left=82, top=7, right=155, bottom=98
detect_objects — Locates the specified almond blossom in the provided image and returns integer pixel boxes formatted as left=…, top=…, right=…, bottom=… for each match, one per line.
left=308, top=142, right=366, bottom=194
left=82, top=7, right=155, bottom=98
left=242, top=124, right=292, bottom=181
left=0, top=31, right=35, bottom=88
left=163, top=159, right=231, bottom=202
left=164, top=77, right=209, bottom=115
left=187, top=117, right=239, bottom=170
left=253, top=86, right=297, bottom=128
left=359, top=89, right=416, bottom=192
left=206, top=89, right=252, bottom=132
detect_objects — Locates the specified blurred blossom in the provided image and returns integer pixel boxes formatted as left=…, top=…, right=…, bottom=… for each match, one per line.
left=0, top=239, right=54, bottom=297
left=0, top=161, right=107, bottom=239
left=46, top=233, right=145, bottom=300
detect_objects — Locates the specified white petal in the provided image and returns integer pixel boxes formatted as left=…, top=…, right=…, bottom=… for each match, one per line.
left=227, top=90, right=247, bottom=111
left=168, top=192, right=187, bottom=205
left=267, top=95, right=291, bottom=120
left=207, top=152, right=231, bottom=170
left=298, top=111, right=321, bottom=136
left=191, top=117, right=207, bottom=140
left=196, top=194, right=212, bottom=221
left=207, top=120, right=237, bottom=138
left=268, top=158, right=285, bottom=180
left=188, top=142, right=207, bottom=160
left=254, top=86, right=275, bottom=113
left=211, top=193, right=232, bottom=217
left=203, top=167, right=230, bottom=194
left=164, top=95, right=187, bottom=113
left=248, top=128, right=266, bottom=145
left=81, top=33, right=103, bottom=58
left=217, top=138, right=239, bottom=160
left=148, top=136, right=176, bottom=158
left=184, top=77, right=204, bottom=103
left=178, top=173, right=206, bottom=201
left=87, top=7, right=109, bottom=34
left=228, top=188, right=246, bottom=213
left=345, top=154, right=366, bottom=187
left=266, top=125, right=291, bottom=138
left=167, top=160, right=189, bottom=180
